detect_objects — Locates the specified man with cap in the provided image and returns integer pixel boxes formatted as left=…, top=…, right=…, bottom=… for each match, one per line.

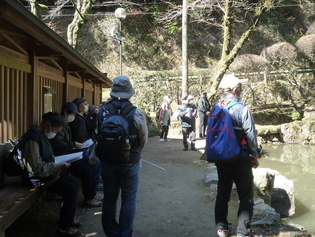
left=98, top=75, right=148, bottom=237
left=70, top=98, right=90, bottom=143
left=197, top=91, right=210, bottom=139
left=178, top=95, right=198, bottom=151
left=70, top=98, right=103, bottom=192
left=49, top=102, right=103, bottom=207
left=211, top=74, right=260, bottom=237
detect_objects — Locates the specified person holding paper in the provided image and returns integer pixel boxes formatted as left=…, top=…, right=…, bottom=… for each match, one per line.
left=71, top=97, right=103, bottom=191
left=20, top=112, right=80, bottom=237
left=49, top=102, right=102, bottom=207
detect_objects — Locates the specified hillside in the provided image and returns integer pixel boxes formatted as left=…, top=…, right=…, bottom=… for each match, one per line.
left=40, top=0, right=315, bottom=79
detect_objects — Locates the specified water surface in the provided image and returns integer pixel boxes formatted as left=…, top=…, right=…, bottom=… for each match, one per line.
left=260, top=144, right=315, bottom=234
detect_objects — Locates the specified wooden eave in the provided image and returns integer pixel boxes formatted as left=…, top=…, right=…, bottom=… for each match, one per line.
left=0, top=0, right=112, bottom=88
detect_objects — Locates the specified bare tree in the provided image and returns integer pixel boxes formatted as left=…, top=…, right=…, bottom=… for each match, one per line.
left=159, top=0, right=280, bottom=103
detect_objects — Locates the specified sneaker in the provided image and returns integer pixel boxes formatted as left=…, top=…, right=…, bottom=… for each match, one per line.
left=159, top=138, right=164, bottom=142
left=95, top=183, right=103, bottom=191
left=94, top=194, right=103, bottom=201
left=183, top=147, right=188, bottom=151
left=217, top=224, right=234, bottom=237
left=164, top=139, right=171, bottom=141
left=191, top=147, right=198, bottom=151
left=84, top=198, right=102, bottom=207
left=55, top=227, right=80, bottom=237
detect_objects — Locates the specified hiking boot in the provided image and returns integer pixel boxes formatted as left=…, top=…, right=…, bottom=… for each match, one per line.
left=84, top=198, right=102, bottom=207
left=217, top=224, right=234, bottom=237
left=191, top=147, right=198, bottom=151
left=183, top=147, right=188, bottom=151
left=55, top=227, right=81, bottom=237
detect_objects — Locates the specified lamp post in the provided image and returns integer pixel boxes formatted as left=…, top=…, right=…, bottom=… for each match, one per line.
left=114, top=8, right=126, bottom=75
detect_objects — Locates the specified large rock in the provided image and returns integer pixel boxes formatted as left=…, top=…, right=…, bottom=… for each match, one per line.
left=271, top=172, right=295, bottom=217
left=281, top=121, right=315, bottom=145
left=253, top=168, right=275, bottom=205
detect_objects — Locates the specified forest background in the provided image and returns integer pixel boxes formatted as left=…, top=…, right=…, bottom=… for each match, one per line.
left=22, top=0, right=315, bottom=128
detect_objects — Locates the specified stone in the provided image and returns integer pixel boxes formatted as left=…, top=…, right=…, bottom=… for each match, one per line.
left=253, top=168, right=276, bottom=205
left=271, top=173, right=295, bottom=217
left=252, top=198, right=281, bottom=226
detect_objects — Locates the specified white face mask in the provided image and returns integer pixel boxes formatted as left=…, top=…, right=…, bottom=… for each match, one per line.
left=45, top=132, right=56, bottom=139
left=67, top=115, right=75, bottom=123
left=84, top=104, right=89, bottom=113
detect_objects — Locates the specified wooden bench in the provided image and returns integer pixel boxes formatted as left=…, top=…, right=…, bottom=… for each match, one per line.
left=0, top=143, right=42, bottom=237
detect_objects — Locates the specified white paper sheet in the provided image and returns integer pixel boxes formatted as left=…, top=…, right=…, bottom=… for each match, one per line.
left=54, top=151, right=83, bottom=165
left=82, top=139, right=93, bottom=149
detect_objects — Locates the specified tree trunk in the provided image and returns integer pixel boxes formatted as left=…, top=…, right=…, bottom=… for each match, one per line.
left=67, top=0, right=93, bottom=48
left=28, top=0, right=47, bottom=19
left=208, top=0, right=276, bottom=103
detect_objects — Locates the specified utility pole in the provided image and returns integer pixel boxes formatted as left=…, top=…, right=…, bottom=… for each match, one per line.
left=182, top=0, right=188, bottom=98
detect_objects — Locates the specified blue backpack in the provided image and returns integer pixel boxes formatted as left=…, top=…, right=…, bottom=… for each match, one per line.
left=96, top=102, right=136, bottom=163
left=206, top=101, right=243, bottom=163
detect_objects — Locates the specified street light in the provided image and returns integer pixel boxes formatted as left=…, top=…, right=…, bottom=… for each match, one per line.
left=111, top=8, right=126, bottom=75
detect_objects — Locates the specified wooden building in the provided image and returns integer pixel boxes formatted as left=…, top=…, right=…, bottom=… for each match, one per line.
left=0, top=0, right=112, bottom=147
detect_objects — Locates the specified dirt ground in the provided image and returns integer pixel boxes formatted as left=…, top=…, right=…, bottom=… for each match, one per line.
left=6, top=132, right=313, bottom=237
left=79, top=134, right=216, bottom=237
left=6, top=133, right=218, bottom=237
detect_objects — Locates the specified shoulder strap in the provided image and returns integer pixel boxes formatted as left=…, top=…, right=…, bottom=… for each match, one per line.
left=226, top=101, right=241, bottom=109
left=107, top=102, right=116, bottom=114
left=121, top=103, right=136, bottom=117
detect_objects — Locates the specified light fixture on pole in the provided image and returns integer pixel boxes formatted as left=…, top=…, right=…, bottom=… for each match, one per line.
left=110, top=8, right=126, bottom=75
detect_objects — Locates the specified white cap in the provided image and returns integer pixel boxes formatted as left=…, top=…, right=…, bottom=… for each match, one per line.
left=219, top=74, right=248, bottom=90
left=187, top=95, right=194, bottom=101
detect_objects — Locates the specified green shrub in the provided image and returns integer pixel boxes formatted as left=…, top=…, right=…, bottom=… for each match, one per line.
left=292, top=112, right=301, bottom=121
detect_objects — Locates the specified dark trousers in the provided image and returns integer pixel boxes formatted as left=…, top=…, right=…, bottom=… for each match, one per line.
left=160, top=125, right=169, bottom=139
left=68, top=159, right=96, bottom=200
left=182, top=126, right=196, bottom=149
left=46, top=173, right=79, bottom=230
left=215, top=158, right=254, bottom=235
left=198, top=112, right=208, bottom=137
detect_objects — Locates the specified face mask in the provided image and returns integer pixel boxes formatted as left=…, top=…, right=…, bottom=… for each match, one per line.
left=84, top=104, right=89, bottom=113
left=44, top=132, right=56, bottom=139
left=67, top=115, right=75, bottom=123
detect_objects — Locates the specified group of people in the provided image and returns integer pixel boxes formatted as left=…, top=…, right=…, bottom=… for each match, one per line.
left=18, top=75, right=148, bottom=237
left=157, top=74, right=260, bottom=237
left=17, top=73, right=260, bottom=237
left=157, top=92, right=211, bottom=151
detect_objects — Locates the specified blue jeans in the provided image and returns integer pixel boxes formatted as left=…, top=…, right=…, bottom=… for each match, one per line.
left=101, top=162, right=140, bottom=237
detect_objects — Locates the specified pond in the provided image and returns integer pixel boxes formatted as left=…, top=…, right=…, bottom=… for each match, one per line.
left=260, top=144, right=315, bottom=234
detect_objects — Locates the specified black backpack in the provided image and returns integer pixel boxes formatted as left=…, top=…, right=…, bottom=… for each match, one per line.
left=3, top=139, right=26, bottom=176
left=96, top=102, right=136, bottom=163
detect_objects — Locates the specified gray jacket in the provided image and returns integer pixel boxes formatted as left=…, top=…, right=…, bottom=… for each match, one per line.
left=220, top=97, right=258, bottom=157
